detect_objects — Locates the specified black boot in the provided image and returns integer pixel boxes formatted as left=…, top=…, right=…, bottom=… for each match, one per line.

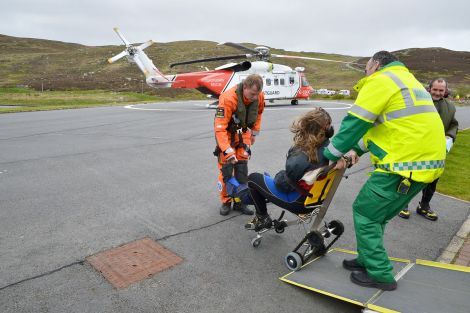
left=219, top=202, right=231, bottom=216
left=350, top=271, right=397, bottom=291
left=245, top=214, right=272, bottom=231
left=343, top=258, right=366, bottom=272
left=416, top=202, right=438, bottom=221
left=233, top=201, right=254, bottom=215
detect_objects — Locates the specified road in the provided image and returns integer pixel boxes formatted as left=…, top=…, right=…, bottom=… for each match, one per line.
left=0, top=100, right=469, bottom=313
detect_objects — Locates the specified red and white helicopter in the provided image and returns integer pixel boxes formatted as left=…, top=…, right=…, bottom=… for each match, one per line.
left=108, top=28, right=356, bottom=106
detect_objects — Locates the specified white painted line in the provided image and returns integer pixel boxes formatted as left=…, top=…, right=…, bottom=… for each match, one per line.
left=125, top=101, right=352, bottom=112
left=124, top=105, right=206, bottom=112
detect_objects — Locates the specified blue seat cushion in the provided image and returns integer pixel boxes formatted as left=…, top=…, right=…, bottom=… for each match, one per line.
left=263, top=174, right=301, bottom=203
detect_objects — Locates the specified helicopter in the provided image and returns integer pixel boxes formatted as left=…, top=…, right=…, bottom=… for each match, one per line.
left=108, top=28, right=357, bottom=106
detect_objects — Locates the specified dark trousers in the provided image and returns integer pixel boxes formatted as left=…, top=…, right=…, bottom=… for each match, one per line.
left=421, top=179, right=439, bottom=205
left=247, top=173, right=310, bottom=216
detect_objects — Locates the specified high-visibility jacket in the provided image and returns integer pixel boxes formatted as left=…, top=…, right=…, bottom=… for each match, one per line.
left=324, top=61, right=446, bottom=183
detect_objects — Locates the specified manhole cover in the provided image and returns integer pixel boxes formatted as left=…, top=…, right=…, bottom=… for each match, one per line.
left=87, top=237, right=183, bottom=288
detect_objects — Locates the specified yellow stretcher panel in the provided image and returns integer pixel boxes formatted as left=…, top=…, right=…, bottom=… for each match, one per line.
left=304, top=168, right=337, bottom=207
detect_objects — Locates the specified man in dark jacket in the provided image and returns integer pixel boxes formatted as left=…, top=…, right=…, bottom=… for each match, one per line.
left=399, top=78, right=459, bottom=220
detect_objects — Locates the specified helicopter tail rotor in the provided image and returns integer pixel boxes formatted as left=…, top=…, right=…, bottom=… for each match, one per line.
left=108, top=28, right=172, bottom=88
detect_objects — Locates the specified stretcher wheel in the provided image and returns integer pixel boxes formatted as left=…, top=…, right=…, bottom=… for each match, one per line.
left=307, top=230, right=327, bottom=257
left=285, top=252, right=303, bottom=271
left=251, top=237, right=262, bottom=248
left=274, top=221, right=287, bottom=233
left=275, top=227, right=285, bottom=234
left=328, top=220, right=344, bottom=236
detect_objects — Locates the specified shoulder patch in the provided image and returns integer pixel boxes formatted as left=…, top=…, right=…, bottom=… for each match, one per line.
left=215, top=108, right=225, bottom=118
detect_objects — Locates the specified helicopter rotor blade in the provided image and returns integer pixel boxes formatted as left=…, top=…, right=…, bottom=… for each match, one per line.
left=218, top=42, right=259, bottom=54
left=170, top=54, right=250, bottom=68
left=113, top=27, right=131, bottom=47
left=137, top=40, right=154, bottom=51
left=271, top=54, right=361, bottom=65
left=107, top=50, right=128, bottom=64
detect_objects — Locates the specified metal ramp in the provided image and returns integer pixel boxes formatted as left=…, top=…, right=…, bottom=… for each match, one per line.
left=280, top=248, right=470, bottom=313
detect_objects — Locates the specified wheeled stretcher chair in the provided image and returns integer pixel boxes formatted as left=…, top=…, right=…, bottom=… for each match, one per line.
left=246, top=159, right=350, bottom=271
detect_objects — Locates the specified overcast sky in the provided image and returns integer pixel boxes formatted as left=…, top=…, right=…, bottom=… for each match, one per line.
left=1, top=0, right=470, bottom=56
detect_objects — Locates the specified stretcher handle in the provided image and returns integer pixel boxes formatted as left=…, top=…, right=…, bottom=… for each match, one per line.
left=317, top=155, right=352, bottom=178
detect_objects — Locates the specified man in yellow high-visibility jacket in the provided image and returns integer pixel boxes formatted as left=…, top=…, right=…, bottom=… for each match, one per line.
left=324, top=51, right=446, bottom=291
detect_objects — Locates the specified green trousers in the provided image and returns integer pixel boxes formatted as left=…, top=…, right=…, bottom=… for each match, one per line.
left=353, top=172, right=425, bottom=283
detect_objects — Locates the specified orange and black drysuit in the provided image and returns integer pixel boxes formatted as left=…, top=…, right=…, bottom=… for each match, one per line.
left=214, top=83, right=265, bottom=203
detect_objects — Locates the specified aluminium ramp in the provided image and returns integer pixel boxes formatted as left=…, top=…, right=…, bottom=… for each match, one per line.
left=280, top=248, right=470, bottom=313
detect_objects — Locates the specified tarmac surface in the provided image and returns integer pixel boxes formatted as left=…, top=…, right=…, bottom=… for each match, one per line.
left=0, top=100, right=469, bottom=313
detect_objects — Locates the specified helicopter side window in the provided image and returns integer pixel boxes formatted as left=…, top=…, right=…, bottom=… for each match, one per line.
left=301, top=76, right=310, bottom=87
left=280, top=78, right=285, bottom=86
left=274, top=78, right=279, bottom=86
left=266, top=78, right=271, bottom=86
left=289, top=77, right=295, bottom=85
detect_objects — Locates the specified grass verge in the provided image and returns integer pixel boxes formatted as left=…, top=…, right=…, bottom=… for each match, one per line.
left=0, top=87, right=205, bottom=113
left=438, top=128, right=470, bottom=202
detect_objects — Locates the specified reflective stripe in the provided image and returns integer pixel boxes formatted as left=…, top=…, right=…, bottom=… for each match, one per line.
left=382, top=72, right=414, bottom=108
left=374, top=70, right=437, bottom=125
left=374, top=164, right=391, bottom=171
left=375, top=115, right=385, bottom=126
left=412, top=88, right=432, bottom=101
left=326, top=143, right=343, bottom=158
left=349, top=105, right=378, bottom=122
left=358, top=138, right=368, bottom=152
left=386, top=105, right=436, bottom=121
left=374, top=160, right=445, bottom=172
left=393, top=160, right=445, bottom=171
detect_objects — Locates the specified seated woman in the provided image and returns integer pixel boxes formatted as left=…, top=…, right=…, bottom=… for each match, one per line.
left=245, top=107, right=334, bottom=231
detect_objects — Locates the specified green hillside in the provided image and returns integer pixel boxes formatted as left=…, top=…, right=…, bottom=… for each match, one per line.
left=1, top=34, right=469, bottom=97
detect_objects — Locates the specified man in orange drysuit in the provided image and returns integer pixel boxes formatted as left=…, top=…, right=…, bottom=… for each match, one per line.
left=214, top=74, right=265, bottom=216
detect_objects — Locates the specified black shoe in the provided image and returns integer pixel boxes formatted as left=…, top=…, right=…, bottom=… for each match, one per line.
left=350, top=271, right=397, bottom=291
left=416, top=202, right=438, bottom=221
left=398, top=208, right=410, bottom=219
left=219, top=202, right=231, bottom=216
left=233, top=202, right=254, bottom=215
left=343, top=258, right=366, bottom=272
left=245, top=215, right=272, bottom=231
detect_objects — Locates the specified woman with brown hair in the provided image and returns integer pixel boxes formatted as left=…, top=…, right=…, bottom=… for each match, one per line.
left=245, top=107, right=334, bottom=231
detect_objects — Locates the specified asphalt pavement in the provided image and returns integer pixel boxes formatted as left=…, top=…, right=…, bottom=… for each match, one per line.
left=1, top=100, right=469, bottom=313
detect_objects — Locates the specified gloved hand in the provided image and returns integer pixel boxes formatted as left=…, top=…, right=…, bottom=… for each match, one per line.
left=226, top=154, right=238, bottom=164
left=224, top=147, right=238, bottom=164
left=446, top=136, right=453, bottom=153
left=345, top=150, right=360, bottom=167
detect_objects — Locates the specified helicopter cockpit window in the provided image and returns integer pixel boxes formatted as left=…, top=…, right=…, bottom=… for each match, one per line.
left=274, top=78, right=279, bottom=86
left=301, top=76, right=310, bottom=87
left=289, top=77, right=295, bottom=85
left=266, top=78, right=271, bottom=86
left=280, top=78, right=285, bottom=85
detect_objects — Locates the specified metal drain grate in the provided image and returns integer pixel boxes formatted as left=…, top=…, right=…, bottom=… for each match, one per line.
left=87, top=237, right=183, bottom=288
